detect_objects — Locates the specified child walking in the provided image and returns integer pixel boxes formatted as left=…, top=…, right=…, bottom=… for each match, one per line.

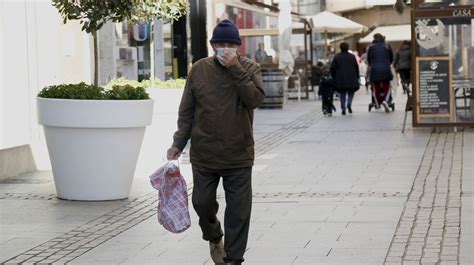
left=319, top=66, right=336, bottom=116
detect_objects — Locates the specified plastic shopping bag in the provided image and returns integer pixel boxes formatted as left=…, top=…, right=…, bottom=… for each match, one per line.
left=149, top=161, right=191, bottom=233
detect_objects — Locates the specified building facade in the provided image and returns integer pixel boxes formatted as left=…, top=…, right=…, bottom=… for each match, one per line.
left=0, top=1, right=92, bottom=177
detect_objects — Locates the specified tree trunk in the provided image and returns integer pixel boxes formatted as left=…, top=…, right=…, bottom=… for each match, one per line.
left=92, top=30, right=99, bottom=86
left=150, top=20, right=155, bottom=88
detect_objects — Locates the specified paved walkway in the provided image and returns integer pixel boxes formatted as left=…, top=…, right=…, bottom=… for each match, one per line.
left=0, top=88, right=472, bottom=265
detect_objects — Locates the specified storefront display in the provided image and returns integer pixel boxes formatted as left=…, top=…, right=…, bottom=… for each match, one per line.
left=412, top=0, right=474, bottom=125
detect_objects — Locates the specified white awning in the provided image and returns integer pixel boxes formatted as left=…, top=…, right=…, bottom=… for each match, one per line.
left=359, top=24, right=411, bottom=43
left=308, top=11, right=368, bottom=34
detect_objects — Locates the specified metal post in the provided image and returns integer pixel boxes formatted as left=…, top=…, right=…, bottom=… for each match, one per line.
left=402, top=111, right=408, bottom=133
left=283, top=76, right=289, bottom=104
left=325, top=30, right=328, bottom=59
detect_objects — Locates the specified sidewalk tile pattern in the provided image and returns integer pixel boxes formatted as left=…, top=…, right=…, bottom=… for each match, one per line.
left=0, top=193, right=56, bottom=201
left=255, top=111, right=323, bottom=156
left=2, top=192, right=161, bottom=264
left=384, top=131, right=463, bottom=265
left=1, top=108, right=322, bottom=264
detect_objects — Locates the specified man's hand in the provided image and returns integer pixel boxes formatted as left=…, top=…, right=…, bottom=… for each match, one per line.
left=167, top=147, right=181, bottom=160
left=219, top=50, right=238, bottom=68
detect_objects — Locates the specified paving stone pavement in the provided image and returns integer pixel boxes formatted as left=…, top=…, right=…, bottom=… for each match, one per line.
left=0, top=90, right=472, bottom=265
left=384, top=131, right=464, bottom=265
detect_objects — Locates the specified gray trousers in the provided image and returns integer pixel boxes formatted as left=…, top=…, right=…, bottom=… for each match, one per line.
left=191, top=165, right=252, bottom=263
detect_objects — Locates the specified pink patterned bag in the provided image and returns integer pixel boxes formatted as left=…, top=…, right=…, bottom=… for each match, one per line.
left=149, top=161, right=191, bottom=233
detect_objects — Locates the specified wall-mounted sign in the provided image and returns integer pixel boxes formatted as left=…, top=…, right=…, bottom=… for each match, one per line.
left=415, top=18, right=446, bottom=50
left=416, top=57, right=453, bottom=122
left=133, top=23, right=150, bottom=42
left=452, top=8, right=472, bottom=17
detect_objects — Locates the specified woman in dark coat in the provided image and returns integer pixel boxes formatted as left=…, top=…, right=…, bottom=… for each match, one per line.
left=394, top=40, right=411, bottom=94
left=367, top=33, right=394, bottom=112
left=330, top=42, right=360, bottom=115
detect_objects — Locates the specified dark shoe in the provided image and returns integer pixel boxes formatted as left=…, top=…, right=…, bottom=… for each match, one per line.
left=210, top=239, right=225, bottom=264
left=348, top=106, right=352, bottom=114
left=342, top=110, right=346, bottom=115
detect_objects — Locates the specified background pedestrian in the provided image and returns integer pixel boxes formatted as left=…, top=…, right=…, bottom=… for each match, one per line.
left=394, top=40, right=412, bottom=94
left=367, top=33, right=394, bottom=112
left=319, top=66, right=336, bottom=116
left=330, top=42, right=360, bottom=115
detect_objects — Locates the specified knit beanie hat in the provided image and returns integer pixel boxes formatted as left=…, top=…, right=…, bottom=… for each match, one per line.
left=210, top=19, right=242, bottom=45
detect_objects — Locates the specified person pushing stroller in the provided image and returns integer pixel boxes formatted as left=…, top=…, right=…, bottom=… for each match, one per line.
left=367, top=33, right=394, bottom=113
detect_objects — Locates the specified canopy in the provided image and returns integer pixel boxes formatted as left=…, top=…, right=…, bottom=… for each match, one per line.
left=309, top=11, right=368, bottom=34
left=359, top=24, right=411, bottom=43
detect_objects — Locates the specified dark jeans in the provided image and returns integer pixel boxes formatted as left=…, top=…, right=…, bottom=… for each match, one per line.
left=192, top=165, right=252, bottom=263
left=339, top=90, right=355, bottom=111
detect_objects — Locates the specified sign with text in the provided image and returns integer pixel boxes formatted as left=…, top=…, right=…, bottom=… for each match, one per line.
left=416, top=57, right=453, bottom=121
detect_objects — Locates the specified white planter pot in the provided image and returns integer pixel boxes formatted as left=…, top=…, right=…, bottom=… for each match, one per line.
left=37, top=98, right=154, bottom=201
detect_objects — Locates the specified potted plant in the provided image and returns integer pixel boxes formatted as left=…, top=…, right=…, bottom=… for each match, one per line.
left=37, top=1, right=187, bottom=201
left=106, top=77, right=186, bottom=113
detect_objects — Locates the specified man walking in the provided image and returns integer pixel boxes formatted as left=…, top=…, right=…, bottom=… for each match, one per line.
left=167, top=19, right=265, bottom=265
left=367, top=33, right=394, bottom=112
left=330, top=42, right=360, bottom=115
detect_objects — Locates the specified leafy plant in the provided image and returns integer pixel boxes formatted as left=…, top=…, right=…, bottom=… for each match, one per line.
left=106, top=85, right=150, bottom=100
left=131, top=0, right=188, bottom=23
left=106, top=77, right=147, bottom=89
left=106, top=77, right=186, bottom=89
left=53, top=0, right=188, bottom=86
left=38, top=83, right=106, bottom=99
left=38, top=82, right=149, bottom=100
left=155, top=78, right=186, bottom=89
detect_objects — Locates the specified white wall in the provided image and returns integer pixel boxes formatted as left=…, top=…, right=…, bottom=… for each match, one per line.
left=1, top=1, right=30, bottom=149
left=326, top=0, right=396, bottom=13
left=0, top=1, right=4, bottom=148
left=0, top=0, right=92, bottom=169
left=326, top=0, right=366, bottom=12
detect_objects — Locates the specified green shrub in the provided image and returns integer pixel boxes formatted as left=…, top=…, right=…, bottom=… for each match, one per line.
left=106, top=85, right=149, bottom=100
left=106, top=77, right=146, bottom=89
left=105, top=77, right=186, bottom=89
left=38, top=83, right=106, bottom=99
left=153, top=78, right=186, bottom=89
left=37, top=82, right=150, bottom=100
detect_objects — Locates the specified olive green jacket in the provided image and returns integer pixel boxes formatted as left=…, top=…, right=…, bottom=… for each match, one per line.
left=172, top=55, right=265, bottom=169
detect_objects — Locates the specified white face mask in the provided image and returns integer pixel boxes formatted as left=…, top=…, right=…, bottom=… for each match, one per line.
left=215, top=47, right=237, bottom=65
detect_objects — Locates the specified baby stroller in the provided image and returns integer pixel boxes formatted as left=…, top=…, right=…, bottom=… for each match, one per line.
left=368, top=82, right=395, bottom=112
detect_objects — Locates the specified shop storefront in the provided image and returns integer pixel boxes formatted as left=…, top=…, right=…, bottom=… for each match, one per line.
left=412, top=0, right=474, bottom=126
left=209, top=0, right=314, bottom=100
